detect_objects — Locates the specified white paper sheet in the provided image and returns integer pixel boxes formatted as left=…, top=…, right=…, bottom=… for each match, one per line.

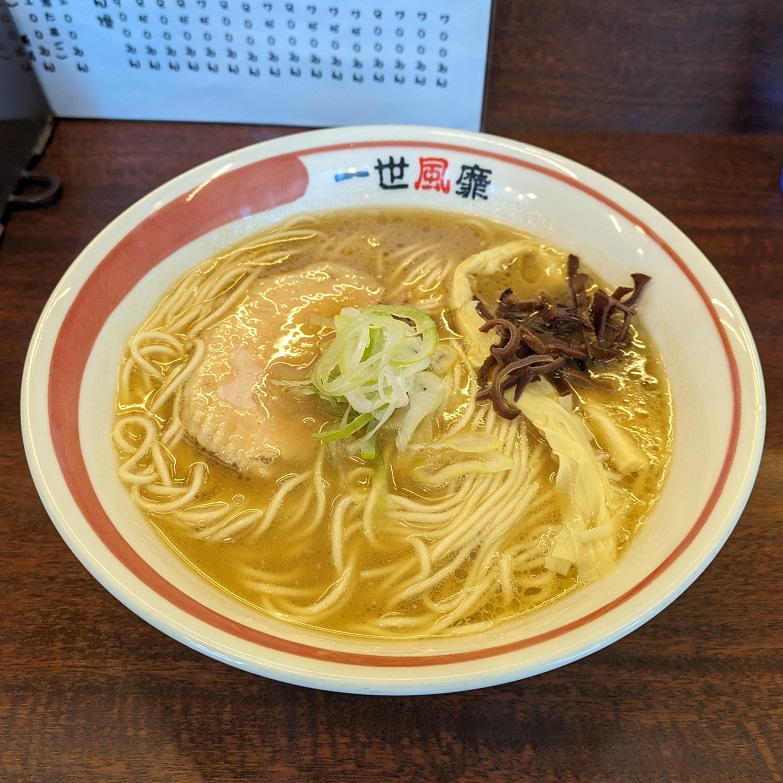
left=5, top=0, right=493, bottom=130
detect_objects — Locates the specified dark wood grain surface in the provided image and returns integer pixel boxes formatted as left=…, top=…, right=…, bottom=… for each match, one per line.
left=5, top=11, right=783, bottom=783
left=485, top=0, right=783, bottom=134
left=1, top=119, right=780, bottom=783
left=10, top=0, right=783, bottom=736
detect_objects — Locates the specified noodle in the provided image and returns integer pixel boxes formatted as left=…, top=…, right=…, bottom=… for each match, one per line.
left=114, top=208, right=672, bottom=638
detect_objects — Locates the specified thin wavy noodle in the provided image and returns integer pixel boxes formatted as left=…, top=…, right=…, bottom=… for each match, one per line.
left=113, top=208, right=672, bottom=638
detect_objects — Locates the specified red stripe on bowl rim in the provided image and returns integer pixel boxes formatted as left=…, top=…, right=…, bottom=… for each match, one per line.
left=47, top=139, right=742, bottom=668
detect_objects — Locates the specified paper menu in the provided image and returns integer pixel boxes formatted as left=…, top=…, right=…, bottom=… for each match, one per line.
left=3, top=0, right=493, bottom=131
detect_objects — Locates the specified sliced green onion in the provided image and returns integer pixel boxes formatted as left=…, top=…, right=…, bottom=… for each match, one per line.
left=309, top=305, right=441, bottom=456
left=314, top=411, right=375, bottom=442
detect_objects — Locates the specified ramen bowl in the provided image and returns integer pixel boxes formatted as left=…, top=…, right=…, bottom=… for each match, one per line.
left=22, top=126, right=764, bottom=695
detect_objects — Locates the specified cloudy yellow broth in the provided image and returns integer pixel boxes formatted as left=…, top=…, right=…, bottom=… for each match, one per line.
left=114, top=208, right=672, bottom=638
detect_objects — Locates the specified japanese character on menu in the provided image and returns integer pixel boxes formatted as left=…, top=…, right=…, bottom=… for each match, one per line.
left=3, top=1, right=490, bottom=131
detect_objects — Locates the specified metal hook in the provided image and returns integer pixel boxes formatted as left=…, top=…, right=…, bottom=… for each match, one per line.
left=8, top=170, right=61, bottom=207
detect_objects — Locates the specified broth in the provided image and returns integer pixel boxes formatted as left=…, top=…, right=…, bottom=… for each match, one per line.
left=113, top=208, right=672, bottom=638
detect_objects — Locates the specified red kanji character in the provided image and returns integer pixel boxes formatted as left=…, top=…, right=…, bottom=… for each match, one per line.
left=414, top=157, right=450, bottom=194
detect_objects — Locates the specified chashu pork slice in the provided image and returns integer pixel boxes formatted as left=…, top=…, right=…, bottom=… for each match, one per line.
left=181, top=261, right=381, bottom=475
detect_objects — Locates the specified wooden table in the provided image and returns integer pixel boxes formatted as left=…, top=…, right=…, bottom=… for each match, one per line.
left=1, top=120, right=781, bottom=782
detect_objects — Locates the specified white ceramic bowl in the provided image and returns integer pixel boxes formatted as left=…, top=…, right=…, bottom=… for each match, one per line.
left=22, top=126, right=765, bottom=695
